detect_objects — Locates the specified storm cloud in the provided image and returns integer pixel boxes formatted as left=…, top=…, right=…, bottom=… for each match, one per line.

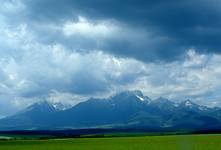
left=13, top=0, right=221, bottom=61
left=0, top=0, right=221, bottom=116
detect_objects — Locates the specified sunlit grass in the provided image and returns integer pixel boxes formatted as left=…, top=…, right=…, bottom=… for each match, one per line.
left=0, top=134, right=221, bottom=150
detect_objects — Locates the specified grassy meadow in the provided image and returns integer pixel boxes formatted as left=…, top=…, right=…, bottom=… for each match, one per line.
left=0, top=134, right=221, bottom=150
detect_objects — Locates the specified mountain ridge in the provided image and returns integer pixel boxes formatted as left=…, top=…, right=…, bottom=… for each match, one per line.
left=0, top=90, right=221, bottom=130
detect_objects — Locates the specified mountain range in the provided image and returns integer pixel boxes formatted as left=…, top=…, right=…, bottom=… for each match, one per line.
left=1, top=90, right=221, bottom=131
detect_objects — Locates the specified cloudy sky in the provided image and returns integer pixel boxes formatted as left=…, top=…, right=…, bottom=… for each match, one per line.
left=1, top=0, right=221, bottom=117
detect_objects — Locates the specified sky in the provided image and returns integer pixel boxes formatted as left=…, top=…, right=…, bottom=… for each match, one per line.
left=0, top=0, right=221, bottom=117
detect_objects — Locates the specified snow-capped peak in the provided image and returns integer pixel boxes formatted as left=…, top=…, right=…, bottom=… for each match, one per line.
left=180, top=100, right=199, bottom=109
left=52, top=103, right=72, bottom=111
left=184, top=100, right=193, bottom=107
left=136, top=95, right=144, bottom=101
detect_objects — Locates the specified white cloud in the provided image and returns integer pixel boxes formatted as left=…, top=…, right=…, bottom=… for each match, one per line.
left=1, top=8, right=221, bottom=117
left=0, top=23, right=147, bottom=114
left=1, top=25, right=221, bottom=114
left=63, top=16, right=119, bottom=38
left=183, top=49, right=208, bottom=68
left=126, top=50, right=221, bottom=107
left=62, top=16, right=147, bottom=43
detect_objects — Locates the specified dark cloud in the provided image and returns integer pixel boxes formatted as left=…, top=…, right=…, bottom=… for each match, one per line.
left=1, top=0, right=221, bottom=116
left=20, top=0, right=221, bottom=62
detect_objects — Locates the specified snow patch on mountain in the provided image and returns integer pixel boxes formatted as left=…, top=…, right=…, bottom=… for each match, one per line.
left=52, top=103, right=72, bottom=111
left=185, top=100, right=193, bottom=107
left=136, top=95, right=144, bottom=101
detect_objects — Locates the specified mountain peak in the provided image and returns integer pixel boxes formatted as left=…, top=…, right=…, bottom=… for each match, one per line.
left=1, top=92, right=221, bottom=130
left=151, top=97, right=177, bottom=110
left=181, top=100, right=196, bottom=107
left=26, top=100, right=55, bottom=113
left=184, top=100, right=193, bottom=106
left=52, top=102, right=72, bottom=111
left=155, top=97, right=170, bottom=103
left=156, top=97, right=169, bottom=102
left=133, top=90, right=145, bottom=101
left=112, top=90, right=151, bottom=103
left=132, top=90, right=143, bottom=96
left=178, top=99, right=203, bottom=110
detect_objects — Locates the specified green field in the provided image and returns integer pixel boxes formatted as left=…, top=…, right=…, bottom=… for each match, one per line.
left=0, top=134, right=221, bottom=150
